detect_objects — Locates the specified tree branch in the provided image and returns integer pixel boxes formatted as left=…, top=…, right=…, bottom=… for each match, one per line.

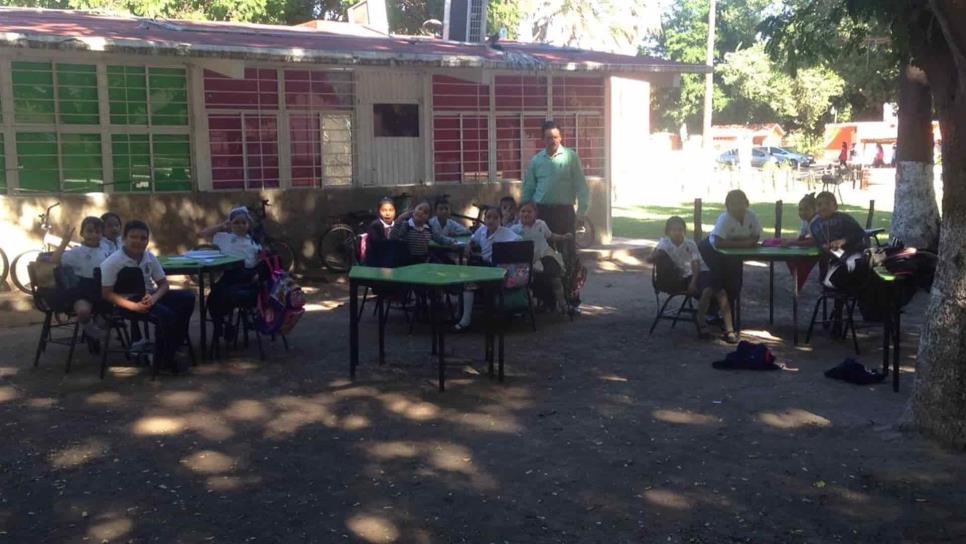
left=927, top=0, right=966, bottom=81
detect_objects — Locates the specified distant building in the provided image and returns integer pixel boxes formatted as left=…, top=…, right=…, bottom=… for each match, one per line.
left=710, top=123, right=785, bottom=151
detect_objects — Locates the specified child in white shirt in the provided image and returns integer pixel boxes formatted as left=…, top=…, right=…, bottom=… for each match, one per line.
left=455, top=207, right=521, bottom=331
left=51, top=216, right=111, bottom=338
left=199, top=207, right=264, bottom=339
left=99, top=212, right=123, bottom=254
left=649, top=216, right=736, bottom=342
left=429, top=197, right=471, bottom=238
left=511, top=201, right=570, bottom=313
left=100, top=220, right=195, bottom=372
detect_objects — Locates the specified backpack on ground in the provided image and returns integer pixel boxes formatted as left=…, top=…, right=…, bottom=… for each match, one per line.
left=256, top=251, right=305, bottom=337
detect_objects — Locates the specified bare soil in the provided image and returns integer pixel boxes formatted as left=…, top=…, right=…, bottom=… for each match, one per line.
left=1, top=256, right=964, bottom=544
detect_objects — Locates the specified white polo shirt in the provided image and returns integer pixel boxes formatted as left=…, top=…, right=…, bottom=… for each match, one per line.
left=61, top=244, right=110, bottom=279
left=471, top=225, right=521, bottom=263
left=99, top=235, right=123, bottom=254
left=709, top=210, right=763, bottom=247
left=655, top=237, right=708, bottom=276
left=212, top=232, right=261, bottom=268
left=100, top=248, right=166, bottom=293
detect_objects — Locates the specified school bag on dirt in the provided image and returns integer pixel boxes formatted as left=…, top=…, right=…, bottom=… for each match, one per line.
left=256, top=251, right=305, bottom=336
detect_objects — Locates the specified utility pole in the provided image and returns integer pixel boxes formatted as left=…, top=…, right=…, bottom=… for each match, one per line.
left=702, top=0, right=716, bottom=149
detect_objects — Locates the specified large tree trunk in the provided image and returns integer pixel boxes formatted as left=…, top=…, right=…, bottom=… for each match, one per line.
left=892, top=63, right=941, bottom=251
left=909, top=2, right=966, bottom=448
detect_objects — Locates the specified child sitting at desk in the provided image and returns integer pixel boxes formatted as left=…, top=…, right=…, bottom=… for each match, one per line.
left=511, top=201, right=569, bottom=313
left=366, top=197, right=396, bottom=242
left=390, top=201, right=456, bottom=263
left=500, top=196, right=519, bottom=227
left=430, top=196, right=471, bottom=237
left=810, top=191, right=869, bottom=291
left=51, top=216, right=111, bottom=339
left=100, top=212, right=123, bottom=254
left=199, top=207, right=263, bottom=339
left=649, top=216, right=737, bottom=342
left=100, top=220, right=195, bottom=373
left=780, top=193, right=819, bottom=290
left=698, top=189, right=762, bottom=299
left=455, top=206, right=521, bottom=331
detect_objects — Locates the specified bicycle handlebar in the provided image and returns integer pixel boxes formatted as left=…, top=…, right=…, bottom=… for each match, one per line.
left=39, top=202, right=61, bottom=225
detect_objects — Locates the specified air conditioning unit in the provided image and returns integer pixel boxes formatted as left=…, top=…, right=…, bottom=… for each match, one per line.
left=443, top=0, right=487, bottom=43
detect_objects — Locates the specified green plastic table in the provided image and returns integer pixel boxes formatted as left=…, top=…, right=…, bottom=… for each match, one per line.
left=348, top=263, right=507, bottom=391
left=716, top=246, right=820, bottom=344
left=159, top=254, right=244, bottom=361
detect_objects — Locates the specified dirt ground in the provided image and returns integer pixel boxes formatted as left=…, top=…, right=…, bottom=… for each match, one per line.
left=1, top=254, right=964, bottom=544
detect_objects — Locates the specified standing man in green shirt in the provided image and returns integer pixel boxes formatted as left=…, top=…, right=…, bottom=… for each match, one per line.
left=522, top=120, right=590, bottom=238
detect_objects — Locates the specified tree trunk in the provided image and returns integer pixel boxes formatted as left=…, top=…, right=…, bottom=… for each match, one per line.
left=893, top=63, right=941, bottom=250
left=909, top=3, right=966, bottom=448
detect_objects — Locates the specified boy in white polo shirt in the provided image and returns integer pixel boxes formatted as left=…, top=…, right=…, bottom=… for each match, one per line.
left=51, top=216, right=111, bottom=338
left=100, top=220, right=195, bottom=372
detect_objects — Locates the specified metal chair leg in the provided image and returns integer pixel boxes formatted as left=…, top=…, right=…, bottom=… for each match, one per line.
left=64, top=321, right=80, bottom=373
left=805, top=296, right=824, bottom=344
left=671, top=296, right=689, bottom=329
left=649, top=295, right=675, bottom=335
left=99, top=323, right=112, bottom=380
left=33, top=312, right=52, bottom=367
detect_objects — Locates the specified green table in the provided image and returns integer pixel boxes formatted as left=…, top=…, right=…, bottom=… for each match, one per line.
left=159, top=254, right=244, bottom=361
left=349, top=263, right=507, bottom=391
left=716, top=246, right=820, bottom=344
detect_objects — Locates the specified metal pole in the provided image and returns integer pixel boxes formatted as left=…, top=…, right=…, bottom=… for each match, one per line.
left=702, top=0, right=716, bottom=149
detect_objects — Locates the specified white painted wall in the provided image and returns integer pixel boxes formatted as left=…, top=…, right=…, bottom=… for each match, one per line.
left=355, top=69, right=425, bottom=186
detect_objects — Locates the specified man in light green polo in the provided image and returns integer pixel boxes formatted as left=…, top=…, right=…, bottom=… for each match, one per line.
left=522, top=119, right=589, bottom=237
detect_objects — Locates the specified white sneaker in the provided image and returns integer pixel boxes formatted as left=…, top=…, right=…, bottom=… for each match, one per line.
left=129, top=339, right=149, bottom=353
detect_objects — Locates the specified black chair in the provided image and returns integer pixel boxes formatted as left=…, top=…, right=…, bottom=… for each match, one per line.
left=492, top=240, right=536, bottom=332
left=648, top=256, right=697, bottom=335
left=99, top=267, right=194, bottom=379
left=29, top=262, right=83, bottom=372
left=805, top=265, right=862, bottom=355
left=365, top=239, right=414, bottom=329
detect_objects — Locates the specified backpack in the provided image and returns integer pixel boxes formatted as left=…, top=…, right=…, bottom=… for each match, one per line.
left=255, top=251, right=305, bottom=336
left=856, top=245, right=936, bottom=322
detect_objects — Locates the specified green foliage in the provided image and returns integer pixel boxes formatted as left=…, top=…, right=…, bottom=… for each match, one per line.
left=487, top=0, right=522, bottom=39
left=782, top=130, right=825, bottom=157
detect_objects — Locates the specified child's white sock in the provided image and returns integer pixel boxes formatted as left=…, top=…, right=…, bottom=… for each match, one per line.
left=459, top=291, right=474, bottom=327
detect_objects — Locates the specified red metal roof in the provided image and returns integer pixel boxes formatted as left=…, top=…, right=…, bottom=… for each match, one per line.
left=0, top=8, right=707, bottom=74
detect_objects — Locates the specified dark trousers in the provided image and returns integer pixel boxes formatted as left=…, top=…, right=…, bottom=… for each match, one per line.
left=149, top=289, right=195, bottom=370
left=536, top=204, right=576, bottom=236
left=208, top=268, right=259, bottom=325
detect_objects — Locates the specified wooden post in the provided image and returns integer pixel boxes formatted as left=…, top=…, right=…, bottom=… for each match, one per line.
left=693, top=198, right=703, bottom=242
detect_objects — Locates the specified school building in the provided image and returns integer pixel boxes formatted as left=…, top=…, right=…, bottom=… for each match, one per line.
left=0, top=8, right=705, bottom=266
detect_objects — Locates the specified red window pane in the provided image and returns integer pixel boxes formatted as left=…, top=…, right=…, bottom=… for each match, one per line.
left=284, top=70, right=353, bottom=110
left=432, top=117, right=461, bottom=182
left=432, top=115, right=488, bottom=182
left=494, top=75, right=547, bottom=111
left=432, top=75, right=489, bottom=112
left=209, top=114, right=244, bottom=190
left=522, top=116, right=546, bottom=162
left=245, top=115, right=279, bottom=189
left=204, top=68, right=278, bottom=110
left=552, top=76, right=605, bottom=112
left=290, top=115, right=322, bottom=187
left=577, top=115, right=605, bottom=177
left=495, top=116, right=521, bottom=180
left=209, top=114, right=279, bottom=190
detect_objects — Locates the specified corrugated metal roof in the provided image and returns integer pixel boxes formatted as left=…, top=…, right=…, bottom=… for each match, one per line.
left=0, top=8, right=708, bottom=74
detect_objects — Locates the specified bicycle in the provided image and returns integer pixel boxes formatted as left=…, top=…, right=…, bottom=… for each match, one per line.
left=11, top=202, right=77, bottom=294
left=317, top=192, right=413, bottom=273
left=249, top=199, right=296, bottom=273
left=574, top=214, right=596, bottom=249
left=0, top=247, right=8, bottom=291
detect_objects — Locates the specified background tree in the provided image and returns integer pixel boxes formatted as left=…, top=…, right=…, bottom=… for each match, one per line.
left=516, top=0, right=659, bottom=55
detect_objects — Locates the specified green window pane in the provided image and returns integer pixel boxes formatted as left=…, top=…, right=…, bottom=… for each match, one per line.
left=149, top=67, right=188, bottom=126
left=108, top=65, right=148, bottom=125
left=17, top=132, right=59, bottom=192
left=111, top=134, right=151, bottom=192
left=0, top=134, right=6, bottom=191
left=61, top=134, right=103, bottom=192
left=57, top=63, right=99, bottom=124
left=13, top=62, right=55, bottom=124
left=152, top=134, right=192, bottom=191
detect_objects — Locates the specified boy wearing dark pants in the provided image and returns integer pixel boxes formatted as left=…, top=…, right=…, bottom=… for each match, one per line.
left=100, top=220, right=195, bottom=373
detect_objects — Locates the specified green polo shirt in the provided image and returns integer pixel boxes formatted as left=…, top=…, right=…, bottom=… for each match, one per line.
left=522, top=146, right=589, bottom=215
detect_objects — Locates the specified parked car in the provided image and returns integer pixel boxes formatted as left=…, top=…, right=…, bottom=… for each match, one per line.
left=717, top=147, right=777, bottom=168
left=763, top=146, right=815, bottom=167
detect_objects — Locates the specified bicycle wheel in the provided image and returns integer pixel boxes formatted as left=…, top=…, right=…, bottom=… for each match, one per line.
left=574, top=215, right=596, bottom=249
left=319, top=224, right=357, bottom=273
left=0, top=248, right=8, bottom=289
left=11, top=250, right=42, bottom=294
left=267, top=239, right=296, bottom=273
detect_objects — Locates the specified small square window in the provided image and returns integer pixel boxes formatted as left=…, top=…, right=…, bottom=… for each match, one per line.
left=373, top=104, right=419, bottom=137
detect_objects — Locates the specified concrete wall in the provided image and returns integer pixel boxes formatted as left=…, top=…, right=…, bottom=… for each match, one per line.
left=0, top=178, right=608, bottom=272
